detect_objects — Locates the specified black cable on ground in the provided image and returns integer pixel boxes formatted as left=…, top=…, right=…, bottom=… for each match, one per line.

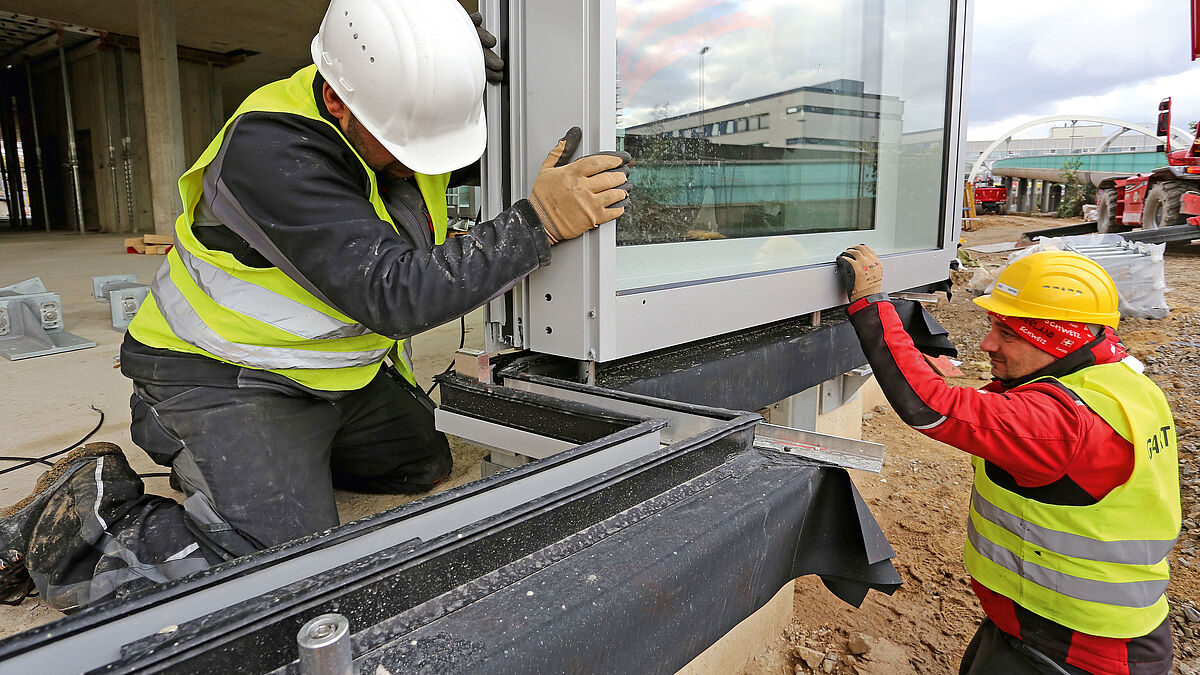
left=425, top=315, right=468, bottom=396
left=0, top=406, right=183, bottom=483
left=0, top=457, right=55, bottom=468
left=0, top=405, right=104, bottom=476
left=0, top=584, right=37, bottom=607
left=422, top=204, right=484, bottom=397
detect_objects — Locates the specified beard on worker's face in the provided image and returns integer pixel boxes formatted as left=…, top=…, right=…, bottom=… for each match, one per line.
left=346, top=116, right=413, bottom=178
left=383, top=162, right=414, bottom=179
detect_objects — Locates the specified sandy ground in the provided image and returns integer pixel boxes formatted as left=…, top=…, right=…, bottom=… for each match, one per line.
left=748, top=215, right=1200, bottom=675
left=0, top=231, right=486, bottom=638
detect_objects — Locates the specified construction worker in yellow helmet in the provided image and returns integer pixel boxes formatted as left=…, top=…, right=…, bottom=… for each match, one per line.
left=0, top=0, right=632, bottom=612
left=836, top=245, right=1180, bottom=675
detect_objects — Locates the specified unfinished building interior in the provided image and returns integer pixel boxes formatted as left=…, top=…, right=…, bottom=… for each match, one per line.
left=0, top=1, right=479, bottom=236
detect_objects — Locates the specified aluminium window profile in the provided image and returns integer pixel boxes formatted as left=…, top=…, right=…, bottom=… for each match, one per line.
left=487, top=0, right=970, bottom=364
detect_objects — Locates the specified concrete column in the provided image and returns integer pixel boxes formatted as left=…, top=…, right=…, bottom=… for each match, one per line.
left=1051, top=185, right=1063, bottom=212
left=1004, top=177, right=1015, bottom=212
left=1041, top=182, right=1053, bottom=212
left=136, top=0, right=186, bottom=235
left=1017, top=179, right=1030, bottom=213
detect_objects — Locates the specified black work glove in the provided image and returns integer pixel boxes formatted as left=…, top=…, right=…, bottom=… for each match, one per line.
left=835, top=245, right=884, bottom=303
left=470, top=12, right=504, bottom=83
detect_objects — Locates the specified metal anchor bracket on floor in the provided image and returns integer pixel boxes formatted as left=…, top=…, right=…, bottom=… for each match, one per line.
left=92, top=274, right=150, bottom=331
left=0, top=277, right=95, bottom=361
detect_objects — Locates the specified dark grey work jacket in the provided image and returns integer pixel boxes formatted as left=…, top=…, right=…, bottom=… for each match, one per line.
left=123, top=74, right=550, bottom=390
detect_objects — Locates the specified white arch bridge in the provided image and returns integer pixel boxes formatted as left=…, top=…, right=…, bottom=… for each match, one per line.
left=968, top=114, right=1193, bottom=184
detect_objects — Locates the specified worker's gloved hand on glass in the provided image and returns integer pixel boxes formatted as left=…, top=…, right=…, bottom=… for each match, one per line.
left=835, top=245, right=884, bottom=303
left=531, top=127, right=633, bottom=245
left=470, top=12, right=504, bottom=83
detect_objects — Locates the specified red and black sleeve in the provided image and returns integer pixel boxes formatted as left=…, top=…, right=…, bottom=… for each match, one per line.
left=846, top=298, right=1093, bottom=487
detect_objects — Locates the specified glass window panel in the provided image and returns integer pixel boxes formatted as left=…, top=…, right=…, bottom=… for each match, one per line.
left=614, top=0, right=952, bottom=291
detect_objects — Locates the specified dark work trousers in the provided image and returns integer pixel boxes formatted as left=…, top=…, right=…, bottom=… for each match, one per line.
left=960, top=619, right=1091, bottom=675
left=41, top=366, right=450, bottom=610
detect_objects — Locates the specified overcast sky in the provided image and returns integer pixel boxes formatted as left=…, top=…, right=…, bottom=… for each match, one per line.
left=968, top=0, right=1200, bottom=141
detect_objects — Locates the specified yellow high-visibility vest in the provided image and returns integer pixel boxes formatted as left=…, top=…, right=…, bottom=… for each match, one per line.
left=964, top=360, right=1181, bottom=638
left=129, top=65, right=451, bottom=390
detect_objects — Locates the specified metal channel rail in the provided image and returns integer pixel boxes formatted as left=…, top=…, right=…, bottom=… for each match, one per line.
left=499, top=371, right=884, bottom=472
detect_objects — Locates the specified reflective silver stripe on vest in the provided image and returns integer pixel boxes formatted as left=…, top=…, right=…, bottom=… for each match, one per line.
left=152, top=262, right=390, bottom=370
left=173, top=244, right=371, bottom=340
left=971, top=487, right=1176, bottom=566
left=966, top=519, right=1167, bottom=608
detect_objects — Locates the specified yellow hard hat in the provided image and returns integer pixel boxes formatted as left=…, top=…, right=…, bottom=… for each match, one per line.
left=973, top=251, right=1121, bottom=328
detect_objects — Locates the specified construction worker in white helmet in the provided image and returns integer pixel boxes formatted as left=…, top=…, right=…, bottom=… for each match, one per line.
left=836, top=246, right=1180, bottom=675
left=0, top=0, right=631, bottom=612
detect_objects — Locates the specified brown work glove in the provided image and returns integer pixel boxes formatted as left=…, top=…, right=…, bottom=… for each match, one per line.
left=530, top=127, right=632, bottom=245
left=835, top=245, right=884, bottom=303
left=470, top=12, right=504, bottom=83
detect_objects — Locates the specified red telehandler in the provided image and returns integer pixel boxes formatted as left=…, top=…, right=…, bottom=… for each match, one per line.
left=1095, top=98, right=1200, bottom=232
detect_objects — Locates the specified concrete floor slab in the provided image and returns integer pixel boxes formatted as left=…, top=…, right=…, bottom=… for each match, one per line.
left=0, top=231, right=488, bottom=636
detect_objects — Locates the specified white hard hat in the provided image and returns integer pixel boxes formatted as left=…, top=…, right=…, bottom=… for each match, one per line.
left=311, top=0, right=487, bottom=175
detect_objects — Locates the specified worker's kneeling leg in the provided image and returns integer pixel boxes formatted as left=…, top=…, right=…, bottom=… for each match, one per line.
left=131, top=382, right=343, bottom=553
left=328, top=366, right=452, bottom=495
left=2, top=443, right=211, bottom=612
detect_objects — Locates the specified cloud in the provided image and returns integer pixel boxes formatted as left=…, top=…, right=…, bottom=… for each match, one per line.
left=968, top=0, right=1199, bottom=138
left=968, top=67, right=1200, bottom=142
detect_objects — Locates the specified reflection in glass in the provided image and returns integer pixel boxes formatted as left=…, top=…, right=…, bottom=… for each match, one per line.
left=614, top=0, right=952, bottom=290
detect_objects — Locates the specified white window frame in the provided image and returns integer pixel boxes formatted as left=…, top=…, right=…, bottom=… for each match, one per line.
left=485, top=0, right=971, bottom=363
